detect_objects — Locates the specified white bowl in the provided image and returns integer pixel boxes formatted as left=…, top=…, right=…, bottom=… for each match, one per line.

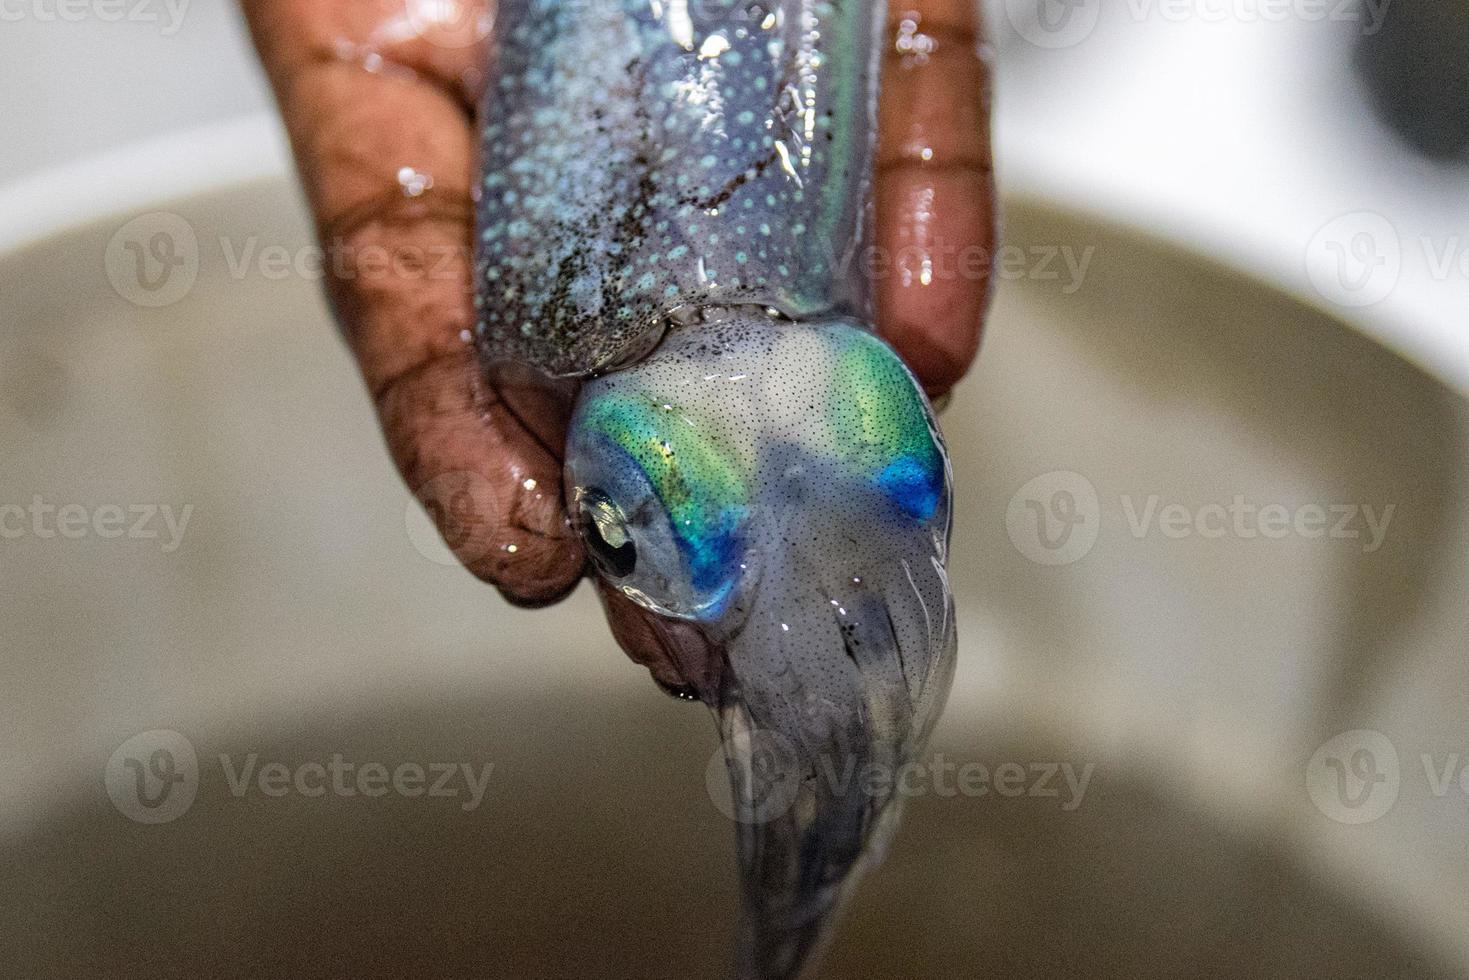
left=3, top=122, right=1467, bottom=978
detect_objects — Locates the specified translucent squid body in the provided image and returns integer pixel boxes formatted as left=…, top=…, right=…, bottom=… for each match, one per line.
left=475, top=1, right=957, bottom=976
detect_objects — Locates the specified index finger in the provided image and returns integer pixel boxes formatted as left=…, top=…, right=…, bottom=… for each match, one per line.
left=241, top=0, right=587, bottom=606
left=876, top=0, right=995, bottom=396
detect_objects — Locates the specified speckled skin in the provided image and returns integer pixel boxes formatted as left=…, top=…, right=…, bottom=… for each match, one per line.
left=475, top=2, right=957, bottom=978
left=567, top=317, right=955, bottom=980
left=475, top=0, right=882, bottom=376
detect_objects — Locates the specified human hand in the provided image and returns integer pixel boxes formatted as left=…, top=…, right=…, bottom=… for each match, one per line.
left=241, top=0, right=993, bottom=677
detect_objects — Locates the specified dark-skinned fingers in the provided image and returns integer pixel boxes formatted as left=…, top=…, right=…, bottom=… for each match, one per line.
left=240, top=0, right=584, bottom=605
left=241, top=0, right=489, bottom=111
left=598, top=584, right=724, bottom=699
left=876, top=0, right=996, bottom=396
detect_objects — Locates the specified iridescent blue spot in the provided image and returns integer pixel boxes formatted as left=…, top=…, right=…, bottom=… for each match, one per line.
left=680, top=518, right=743, bottom=599
left=878, top=457, right=941, bottom=521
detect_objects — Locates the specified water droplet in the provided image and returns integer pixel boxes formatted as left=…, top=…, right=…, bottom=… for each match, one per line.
left=655, top=679, right=702, bottom=702
left=397, top=167, right=434, bottom=198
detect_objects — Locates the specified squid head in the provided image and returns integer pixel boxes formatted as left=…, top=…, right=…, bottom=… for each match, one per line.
left=565, top=313, right=957, bottom=980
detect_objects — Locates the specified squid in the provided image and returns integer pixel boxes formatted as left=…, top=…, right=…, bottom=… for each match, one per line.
left=474, top=0, right=957, bottom=976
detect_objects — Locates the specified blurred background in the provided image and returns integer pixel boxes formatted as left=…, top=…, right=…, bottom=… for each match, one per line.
left=3, top=2, right=1468, bottom=978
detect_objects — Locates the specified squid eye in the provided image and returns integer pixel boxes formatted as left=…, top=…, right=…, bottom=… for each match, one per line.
left=578, top=488, right=637, bottom=578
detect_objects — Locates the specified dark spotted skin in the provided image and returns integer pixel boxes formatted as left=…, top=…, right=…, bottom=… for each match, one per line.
left=475, top=0, right=882, bottom=376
